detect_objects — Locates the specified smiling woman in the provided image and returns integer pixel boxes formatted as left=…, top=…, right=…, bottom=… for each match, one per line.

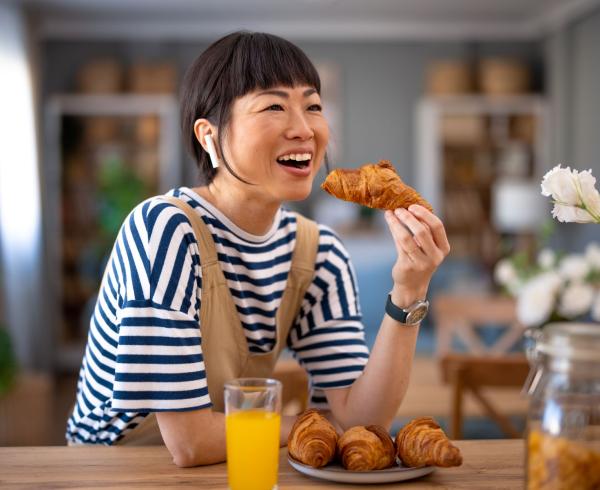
left=65, top=30, right=450, bottom=471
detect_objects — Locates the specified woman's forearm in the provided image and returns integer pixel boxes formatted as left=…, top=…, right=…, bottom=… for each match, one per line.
left=280, top=415, right=299, bottom=446
left=158, top=410, right=228, bottom=467
left=334, top=312, right=419, bottom=430
left=161, top=411, right=298, bottom=467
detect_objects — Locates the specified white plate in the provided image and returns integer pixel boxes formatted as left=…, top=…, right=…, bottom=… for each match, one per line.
left=288, top=456, right=435, bottom=484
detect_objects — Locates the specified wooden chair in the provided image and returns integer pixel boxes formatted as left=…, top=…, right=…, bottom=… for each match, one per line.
left=0, top=373, right=54, bottom=445
left=441, top=354, right=529, bottom=439
left=432, top=294, right=529, bottom=439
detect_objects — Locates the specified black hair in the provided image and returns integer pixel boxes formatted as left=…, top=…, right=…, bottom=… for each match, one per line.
left=180, top=31, right=328, bottom=185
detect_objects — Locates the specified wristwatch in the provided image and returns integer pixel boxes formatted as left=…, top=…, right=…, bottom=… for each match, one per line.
left=385, top=294, right=429, bottom=326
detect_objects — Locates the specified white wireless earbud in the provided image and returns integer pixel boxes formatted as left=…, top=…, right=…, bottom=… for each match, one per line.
left=204, top=134, right=220, bottom=169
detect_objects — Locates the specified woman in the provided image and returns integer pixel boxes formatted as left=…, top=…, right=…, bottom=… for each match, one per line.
left=66, top=31, right=450, bottom=467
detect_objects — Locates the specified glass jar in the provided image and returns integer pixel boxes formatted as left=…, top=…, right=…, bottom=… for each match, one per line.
left=524, top=323, right=600, bottom=490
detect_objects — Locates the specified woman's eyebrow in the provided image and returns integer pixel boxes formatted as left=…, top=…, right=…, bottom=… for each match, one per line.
left=254, top=88, right=318, bottom=99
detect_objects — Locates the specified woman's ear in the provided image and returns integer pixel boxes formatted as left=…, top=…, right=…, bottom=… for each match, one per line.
left=194, top=119, right=220, bottom=168
left=193, top=119, right=218, bottom=154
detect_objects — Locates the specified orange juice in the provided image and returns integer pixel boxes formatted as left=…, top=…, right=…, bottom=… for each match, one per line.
left=226, top=409, right=281, bottom=490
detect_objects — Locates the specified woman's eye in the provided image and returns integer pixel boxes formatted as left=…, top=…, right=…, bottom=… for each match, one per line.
left=308, top=104, right=323, bottom=112
left=266, top=104, right=284, bottom=111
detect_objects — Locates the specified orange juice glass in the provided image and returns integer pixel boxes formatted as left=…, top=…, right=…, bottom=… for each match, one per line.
left=224, top=378, right=282, bottom=490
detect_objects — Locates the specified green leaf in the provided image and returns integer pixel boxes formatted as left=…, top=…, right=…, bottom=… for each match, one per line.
left=97, top=155, right=150, bottom=241
left=0, top=328, right=17, bottom=396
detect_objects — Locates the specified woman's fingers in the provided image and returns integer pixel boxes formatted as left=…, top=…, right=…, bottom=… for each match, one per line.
left=407, top=205, right=451, bottom=255
left=384, top=211, right=426, bottom=264
left=394, top=208, right=438, bottom=257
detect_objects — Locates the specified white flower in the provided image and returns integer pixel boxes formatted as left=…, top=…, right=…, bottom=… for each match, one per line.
left=541, top=165, right=600, bottom=223
left=592, top=292, right=600, bottom=322
left=558, top=282, right=595, bottom=318
left=494, top=259, right=517, bottom=287
left=541, top=165, right=580, bottom=205
left=537, top=248, right=556, bottom=269
left=559, top=254, right=590, bottom=281
left=585, top=243, right=600, bottom=270
left=517, top=272, right=563, bottom=327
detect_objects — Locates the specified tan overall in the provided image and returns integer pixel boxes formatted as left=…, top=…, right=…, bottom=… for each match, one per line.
left=117, top=196, right=318, bottom=445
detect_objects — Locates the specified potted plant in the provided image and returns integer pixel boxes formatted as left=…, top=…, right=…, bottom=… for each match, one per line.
left=0, top=327, right=17, bottom=397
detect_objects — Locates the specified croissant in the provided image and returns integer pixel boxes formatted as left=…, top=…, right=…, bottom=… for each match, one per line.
left=287, top=409, right=338, bottom=468
left=337, top=425, right=396, bottom=471
left=321, top=160, right=433, bottom=212
left=395, top=417, right=462, bottom=468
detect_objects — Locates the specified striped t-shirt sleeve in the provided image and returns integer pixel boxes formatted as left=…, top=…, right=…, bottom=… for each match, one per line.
left=111, top=199, right=211, bottom=412
left=288, top=225, right=369, bottom=390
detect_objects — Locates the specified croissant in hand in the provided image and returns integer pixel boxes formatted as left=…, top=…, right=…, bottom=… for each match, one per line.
left=337, top=425, right=396, bottom=471
left=395, top=417, right=462, bottom=468
left=321, top=160, right=433, bottom=212
left=287, top=409, right=338, bottom=468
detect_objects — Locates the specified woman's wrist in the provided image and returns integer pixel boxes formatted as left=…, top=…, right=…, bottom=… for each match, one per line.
left=390, top=285, right=428, bottom=309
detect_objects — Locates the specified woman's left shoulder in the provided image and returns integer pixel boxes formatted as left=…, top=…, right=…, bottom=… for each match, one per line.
left=289, top=211, right=351, bottom=258
left=315, top=223, right=343, bottom=251
left=285, top=210, right=336, bottom=241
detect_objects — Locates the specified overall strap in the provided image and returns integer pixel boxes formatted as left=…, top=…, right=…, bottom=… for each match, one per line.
left=269, top=213, right=319, bottom=351
left=162, top=196, right=219, bottom=267
left=289, top=213, right=319, bottom=274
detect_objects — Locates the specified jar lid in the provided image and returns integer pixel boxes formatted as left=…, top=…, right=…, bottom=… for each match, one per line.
left=537, top=323, right=600, bottom=361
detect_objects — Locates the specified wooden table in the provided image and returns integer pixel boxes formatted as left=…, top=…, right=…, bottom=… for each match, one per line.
left=0, top=440, right=524, bottom=489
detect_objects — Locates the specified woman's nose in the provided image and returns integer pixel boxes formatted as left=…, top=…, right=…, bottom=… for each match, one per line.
left=285, top=111, right=314, bottom=140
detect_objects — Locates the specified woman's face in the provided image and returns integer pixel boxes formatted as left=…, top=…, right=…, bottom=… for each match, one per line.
left=219, top=84, right=329, bottom=204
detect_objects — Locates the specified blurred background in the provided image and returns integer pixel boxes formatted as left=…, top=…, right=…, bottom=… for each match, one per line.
left=1, top=0, right=599, bottom=445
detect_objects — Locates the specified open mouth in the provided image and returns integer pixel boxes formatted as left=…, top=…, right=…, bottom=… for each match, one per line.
left=276, top=153, right=312, bottom=169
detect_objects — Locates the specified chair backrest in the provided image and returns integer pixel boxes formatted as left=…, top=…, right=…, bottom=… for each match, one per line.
left=432, top=293, right=522, bottom=356
left=433, top=294, right=529, bottom=439
left=440, top=354, right=530, bottom=387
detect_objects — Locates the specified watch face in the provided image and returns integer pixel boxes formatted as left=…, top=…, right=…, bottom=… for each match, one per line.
left=406, top=303, right=428, bottom=324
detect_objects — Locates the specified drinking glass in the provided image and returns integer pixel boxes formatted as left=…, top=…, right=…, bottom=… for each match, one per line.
left=224, top=378, right=282, bottom=490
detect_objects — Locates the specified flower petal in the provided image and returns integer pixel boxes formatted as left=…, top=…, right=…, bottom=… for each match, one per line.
left=559, top=254, right=591, bottom=281
left=558, top=282, right=595, bottom=318
left=552, top=203, right=596, bottom=223
left=541, top=165, right=579, bottom=204
left=516, top=272, right=562, bottom=327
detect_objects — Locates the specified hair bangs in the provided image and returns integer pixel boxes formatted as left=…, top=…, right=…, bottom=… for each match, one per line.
left=229, top=32, right=321, bottom=97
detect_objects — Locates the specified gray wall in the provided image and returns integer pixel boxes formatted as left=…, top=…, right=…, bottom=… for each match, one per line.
left=304, top=41, right=543, bottom=181
left=572, top=9, right=600, bottom=174
left=545, top=7, right=600, bottom=251
left=42, top=38, right=543, bottom=189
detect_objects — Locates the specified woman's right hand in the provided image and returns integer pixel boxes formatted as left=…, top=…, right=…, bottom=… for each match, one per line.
left=384, top=204, right=450, bottom=307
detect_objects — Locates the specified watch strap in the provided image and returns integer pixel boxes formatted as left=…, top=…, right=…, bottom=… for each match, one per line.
left=385, top=294, right=409, bottom=323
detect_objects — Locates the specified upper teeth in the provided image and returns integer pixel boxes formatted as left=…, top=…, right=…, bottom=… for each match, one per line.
left=278, top=153, right=311, bottom=161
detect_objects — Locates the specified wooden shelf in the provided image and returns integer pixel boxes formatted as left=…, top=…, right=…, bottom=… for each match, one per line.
left=43, top=94, right=182, bottom=372
left=416, top=94, right=549, bottom=265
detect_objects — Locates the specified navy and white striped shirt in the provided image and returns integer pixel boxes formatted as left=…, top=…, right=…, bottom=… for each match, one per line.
left=66, top=187, right=369, bottom=444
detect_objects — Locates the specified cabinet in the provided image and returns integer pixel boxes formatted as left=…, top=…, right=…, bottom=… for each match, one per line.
left=416, top=95, right=550, bottom=265
left=44, top=94, right=181, bottom=370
